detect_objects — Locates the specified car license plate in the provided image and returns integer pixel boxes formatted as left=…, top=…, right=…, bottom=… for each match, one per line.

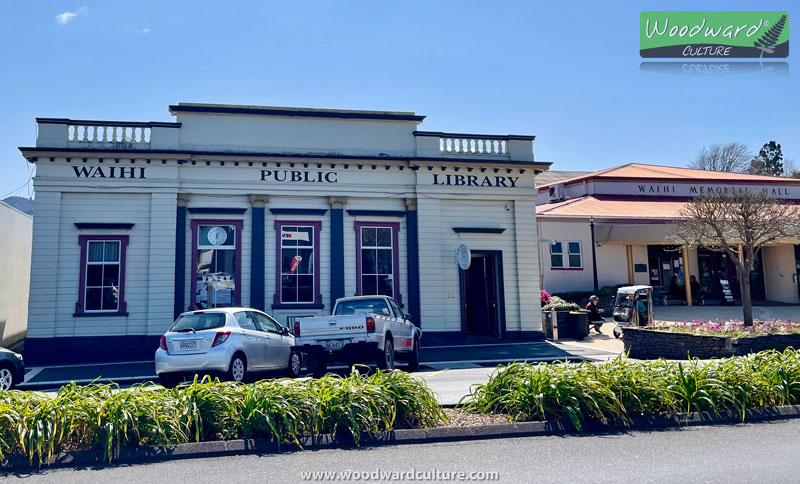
left=180, top=340, right=197, bottom=350
left=324, top=340, right=344, bottom=351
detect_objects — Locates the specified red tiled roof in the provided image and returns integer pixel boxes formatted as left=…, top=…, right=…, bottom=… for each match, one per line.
left=537, top=163, right=800, bottom=191
left=536, top=195, right=689, bottom=219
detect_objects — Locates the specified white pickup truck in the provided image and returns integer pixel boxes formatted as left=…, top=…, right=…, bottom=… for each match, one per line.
left=292, top=295, right=421, bottom=377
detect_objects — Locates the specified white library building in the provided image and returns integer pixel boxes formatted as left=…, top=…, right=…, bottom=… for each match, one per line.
left=20, top=103, right=549, bottom=364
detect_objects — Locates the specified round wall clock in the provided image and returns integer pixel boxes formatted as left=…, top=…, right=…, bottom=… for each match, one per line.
left=206, top=226, right=228, bottom=246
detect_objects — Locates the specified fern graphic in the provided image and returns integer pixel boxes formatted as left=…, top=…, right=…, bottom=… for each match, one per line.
left=754, top=14, right=787, bottom=54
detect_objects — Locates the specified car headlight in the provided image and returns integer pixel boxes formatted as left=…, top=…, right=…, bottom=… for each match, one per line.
left=13, top=352, right=23, bottom=361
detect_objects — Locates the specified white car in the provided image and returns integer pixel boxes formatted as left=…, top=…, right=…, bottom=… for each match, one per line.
left=155, top=308, right=302, bottom=387
left=293, top=296, right=421, bottom=377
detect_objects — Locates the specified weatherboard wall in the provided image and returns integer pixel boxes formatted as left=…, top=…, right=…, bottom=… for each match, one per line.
left=21, top=107, right=547, bottom=363
left=0, top=202, right=32, bottom=346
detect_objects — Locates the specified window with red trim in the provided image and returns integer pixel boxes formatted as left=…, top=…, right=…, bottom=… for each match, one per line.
left=192, top=220, right=243, bottom=309
left=275, top=220, right=322, bottom=308
left=76, top=235, right=128, bottom=315
left=355, top=222, right=400, bottom=302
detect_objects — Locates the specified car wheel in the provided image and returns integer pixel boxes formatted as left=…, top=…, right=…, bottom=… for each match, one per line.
left=227, top=354, right=247, bottom=383
left=406, top=337, right=420, bottom=372
left=0, top=364, right=15, bottom=391
left=377, top=339, right=395, bottom=371
left=158, top=373, right=181, bottom=388
left=306, top=353, right=327, bottom=378
left=286, top=351, right=302, bottom=378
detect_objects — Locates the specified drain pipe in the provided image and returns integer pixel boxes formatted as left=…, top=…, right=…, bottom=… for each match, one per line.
left=590, top=217, right=599, bottom=291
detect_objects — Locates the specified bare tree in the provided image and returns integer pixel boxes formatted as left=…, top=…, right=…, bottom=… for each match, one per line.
left=673, top=192, right=800, bottom=326
left=690, top=143, right=751, bottom=173
left=783, top=159, right=800, bottom=179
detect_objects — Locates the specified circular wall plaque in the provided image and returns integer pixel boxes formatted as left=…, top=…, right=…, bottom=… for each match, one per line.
left=456, top=244, right=471, bottom=270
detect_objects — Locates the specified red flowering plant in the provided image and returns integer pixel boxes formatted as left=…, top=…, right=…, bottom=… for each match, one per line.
left=540, top=289, right=551, bottom=306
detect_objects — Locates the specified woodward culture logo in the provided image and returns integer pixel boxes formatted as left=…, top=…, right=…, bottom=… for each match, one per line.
left=640, top=11, right=788, bottom=58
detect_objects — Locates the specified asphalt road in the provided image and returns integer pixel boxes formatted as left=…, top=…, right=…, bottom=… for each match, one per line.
left=7, top=419, right=800, bottom=483
left=19, top=341, right=619, bottom=390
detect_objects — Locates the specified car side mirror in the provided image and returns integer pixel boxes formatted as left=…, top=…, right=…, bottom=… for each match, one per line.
left=404, top=313, right=411, bottom=321
left=281, top=326, right=290, bottom=336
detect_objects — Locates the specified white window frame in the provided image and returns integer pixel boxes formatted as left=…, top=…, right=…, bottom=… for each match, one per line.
left=567, top=241, right=583, bottom=269
left=550, top=240, right=583, bottom=269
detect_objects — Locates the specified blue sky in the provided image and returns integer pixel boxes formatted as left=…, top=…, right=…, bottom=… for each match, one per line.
left=0, top=1, right=797, bottom=198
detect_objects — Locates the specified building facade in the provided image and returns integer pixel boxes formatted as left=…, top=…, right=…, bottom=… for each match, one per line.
left=0, top=201, right=32, bottom=347
left=537, top=164, right=800, bottom=305
left=20, top=103, right=549, bottom=364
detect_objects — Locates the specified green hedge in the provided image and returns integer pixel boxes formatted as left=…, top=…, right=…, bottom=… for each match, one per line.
left=461, top=349, right=800, bottom=430
left=0, top=370, right=446, bottom=466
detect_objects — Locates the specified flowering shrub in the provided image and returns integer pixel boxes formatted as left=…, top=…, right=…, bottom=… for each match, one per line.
left=652, top=319, right=800, bottom=338
left=540, top=289, right=551, bottom=306
left=541, top=295, right=580, bottom=312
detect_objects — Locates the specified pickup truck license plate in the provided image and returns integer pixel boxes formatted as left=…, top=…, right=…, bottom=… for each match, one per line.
left=324, top=340, right=344, bottom=351
left=180, top=340, right=197, bottom=350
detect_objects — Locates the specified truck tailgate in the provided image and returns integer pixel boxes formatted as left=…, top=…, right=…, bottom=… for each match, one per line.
left=297, top=315, right=368, bottom=339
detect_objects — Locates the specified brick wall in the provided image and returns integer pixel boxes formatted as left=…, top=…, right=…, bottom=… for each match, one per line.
left=622, top=327, right=800, bottom=359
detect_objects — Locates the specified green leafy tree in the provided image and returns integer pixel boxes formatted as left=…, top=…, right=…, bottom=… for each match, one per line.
left=749, top=141, right=784, bottom=177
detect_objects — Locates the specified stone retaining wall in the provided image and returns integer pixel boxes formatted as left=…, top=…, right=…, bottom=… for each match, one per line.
left=622, top=327, right=800, bottom=359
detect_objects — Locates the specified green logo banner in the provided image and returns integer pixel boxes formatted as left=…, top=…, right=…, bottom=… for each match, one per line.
left=640, top=11, right=788, bottom=58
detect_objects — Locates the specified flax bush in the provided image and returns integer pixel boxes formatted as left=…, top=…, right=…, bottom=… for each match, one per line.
left=0, top=370, right=445, bottom=466
left=461, top=349, right=800, bottom=430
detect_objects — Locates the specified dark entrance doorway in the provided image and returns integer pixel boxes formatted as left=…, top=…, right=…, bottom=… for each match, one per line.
left=747, top=248, right=767, bottom=301
left=647, top=245, right=685, bottom=298
left=698, top=249, right=740, bottom=303
left=696, top=248, right=767, bottom=304
left=796, top=245, right=800, bottom=299
left=460, top=251, right=505, bottom=338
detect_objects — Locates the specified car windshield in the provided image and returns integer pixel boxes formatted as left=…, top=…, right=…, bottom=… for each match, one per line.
left=335, top=299, right=391, bottom=316
left=170, top=312, right=226, bottom=332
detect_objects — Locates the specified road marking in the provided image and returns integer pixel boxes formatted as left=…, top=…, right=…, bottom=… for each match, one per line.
left=25, top=360, right=153, bottom=371
left=422, top=356, right=589, bottom=366
left=24, top=367, right=45, bottom=381
left=19, top=375, right=157, bottom=389
left=425, top=369, right=449, bottom=377
left=424, top=342, right=543, bottom=349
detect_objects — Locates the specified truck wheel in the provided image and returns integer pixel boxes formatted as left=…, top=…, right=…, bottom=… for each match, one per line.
left=307, top=353, right=328, bottom=378
left=406, top=338, right=420, bottom=372
left=377, top=339, right=395, bottom=371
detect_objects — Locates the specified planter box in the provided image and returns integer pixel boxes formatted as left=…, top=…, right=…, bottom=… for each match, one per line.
left=542, top=310, right=573, bottom=340
left=622, top=327, right=800, bottom=359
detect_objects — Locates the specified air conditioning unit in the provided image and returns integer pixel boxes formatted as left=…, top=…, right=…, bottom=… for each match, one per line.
left=548, top=184, right=566, bottom=202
